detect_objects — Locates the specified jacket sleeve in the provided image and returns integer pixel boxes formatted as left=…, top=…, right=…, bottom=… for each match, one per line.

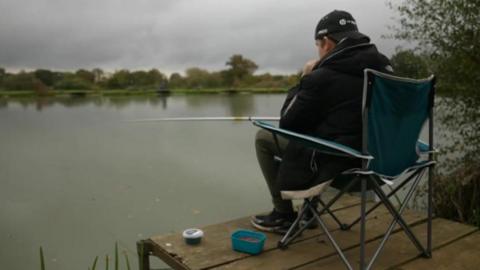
left=279, top=72, right=328, bottom=133
left=280, top=84, right=300, bottom=116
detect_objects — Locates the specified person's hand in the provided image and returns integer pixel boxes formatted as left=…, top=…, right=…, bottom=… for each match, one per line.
left=302, top=59, right=320, bottom=77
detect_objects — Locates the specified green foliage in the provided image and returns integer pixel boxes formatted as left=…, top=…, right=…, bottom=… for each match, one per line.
left=168, top=72, right=184, bottom=88
left=114, top=242, right=119, bottom=270
left=106, top=69, right=166, bottom=90
left=123, top=251, right=131, bottom=270
left=39, top=244, right=133, bottom=270
left=34, top=69, right=56, bottom=86
left=391, top=0, right=480, bottom=227
left=0, top=67, right=6, bottom=90
left=390, top=49, right=430, bottom=78
left=183, top=67, right=222, bottom=89
left=92, top=68, right=104, bottom=83
left=389, top=0, right=480, bottom=96
left=3, top=72, right=42, bottom=91
left=1, top=54, right=297, bottom=93
left=107, top=70, right=132, bottom=89
left=54, top=73, right=94, bottom=90
left=434, top=164, right=480, bottom=227
left=76, top=69, right=95, bottom=83
left=40, top=247, right=46, bottom=270
left=225, top=54, right=258, bottom=86
left=91, top=256, right=99, bottom=270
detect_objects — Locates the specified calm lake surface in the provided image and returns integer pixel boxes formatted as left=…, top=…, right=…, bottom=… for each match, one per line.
left=0, top=94, right=447, bottom=270
left=0, top=94, right=288, bottom=270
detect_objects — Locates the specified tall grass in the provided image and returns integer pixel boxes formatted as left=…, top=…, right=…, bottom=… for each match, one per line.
left=40, top=242, right=133, bottom=270
left=40, top=247, right=46, bottom=270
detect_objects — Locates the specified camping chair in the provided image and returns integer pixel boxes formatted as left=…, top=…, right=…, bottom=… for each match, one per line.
left=252, top=68, right=436, bottom=270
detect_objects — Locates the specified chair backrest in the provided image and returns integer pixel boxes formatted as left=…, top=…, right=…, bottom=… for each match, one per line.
left=363, top=69, right=435, bottom=177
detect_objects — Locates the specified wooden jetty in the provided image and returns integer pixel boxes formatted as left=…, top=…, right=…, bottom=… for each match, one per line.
left=137, top=195, right=480, bottom=270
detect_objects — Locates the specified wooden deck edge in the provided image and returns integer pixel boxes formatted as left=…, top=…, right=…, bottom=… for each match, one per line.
left=140, top=239, right=192, bottom=270
left=286, top=216, right=430, bottom=270
left=390, top=227, right=480, bottom=269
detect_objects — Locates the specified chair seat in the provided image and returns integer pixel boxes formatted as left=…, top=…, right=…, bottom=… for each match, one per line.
left=280, top=180, right=332, bottom=200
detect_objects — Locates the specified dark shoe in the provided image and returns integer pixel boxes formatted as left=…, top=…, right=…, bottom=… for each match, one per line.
left=251, top=209, right=297, bottom=233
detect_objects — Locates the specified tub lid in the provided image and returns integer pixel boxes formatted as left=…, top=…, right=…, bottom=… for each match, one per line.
left=182, top=228, right=204, bottom=239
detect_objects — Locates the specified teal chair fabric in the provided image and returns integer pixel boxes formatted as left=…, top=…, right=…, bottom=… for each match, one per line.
left=367, top=75, right=433, bottom=177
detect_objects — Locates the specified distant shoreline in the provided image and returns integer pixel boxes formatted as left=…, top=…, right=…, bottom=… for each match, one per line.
left=0, top=88, right=287, bottom=98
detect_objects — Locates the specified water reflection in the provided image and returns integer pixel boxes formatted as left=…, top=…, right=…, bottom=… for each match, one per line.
left=0, top=93, right=255, bottom=115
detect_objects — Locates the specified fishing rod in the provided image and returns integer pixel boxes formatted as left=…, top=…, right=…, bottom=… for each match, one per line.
left=126, top=116, right=280, bottom=122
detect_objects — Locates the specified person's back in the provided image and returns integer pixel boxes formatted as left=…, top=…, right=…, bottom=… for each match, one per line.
left=252, top=10, right=392, bottom=233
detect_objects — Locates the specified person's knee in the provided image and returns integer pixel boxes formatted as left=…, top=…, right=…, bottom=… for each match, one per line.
left=255, top=129, right=273, bottom=147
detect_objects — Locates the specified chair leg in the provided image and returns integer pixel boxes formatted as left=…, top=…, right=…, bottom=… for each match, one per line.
left=280, top=178, right=358, bottom=247
left=315, top=176, right=360, bottom=218
left=371, top=175, right=428, bottom=256
left=365, top=172, right=424, bottom=269
left=427, top=165, right=433, bottom=258
left=310, top=203, right=354, bottom=270
left=278, top=199, right=309, bottom=249
left=345, top=168, right=424, bottom=230
left=359, top=177, right=367, bottom=270
left=318, top=197, right=348, bottom=230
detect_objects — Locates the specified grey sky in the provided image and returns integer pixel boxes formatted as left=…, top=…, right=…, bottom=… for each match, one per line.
left=0, top=0, right=405, bottom=74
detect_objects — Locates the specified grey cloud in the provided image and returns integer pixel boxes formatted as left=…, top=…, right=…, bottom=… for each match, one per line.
left=0, top=0, right=400, bottom=74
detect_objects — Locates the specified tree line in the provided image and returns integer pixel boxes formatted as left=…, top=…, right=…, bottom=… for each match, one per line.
left=0, top=54, right=299, bottom=92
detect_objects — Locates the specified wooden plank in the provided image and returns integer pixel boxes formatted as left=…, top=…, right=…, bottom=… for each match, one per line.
left=149, top=195, right=362, bottom=270
left=295, top=219, right=478, bottom=270
left=397, top=231, right=480, bottom=270
left=210, top=207, right=425, bottom=270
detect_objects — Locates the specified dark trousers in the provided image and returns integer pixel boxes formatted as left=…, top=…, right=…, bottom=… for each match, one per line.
left=255, top=129, right=359, bottom=213
left=255, top=129, right=293, bottom=213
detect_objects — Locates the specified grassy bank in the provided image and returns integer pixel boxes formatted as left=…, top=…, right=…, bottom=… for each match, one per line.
left=0, top=87, right=287, bottom=98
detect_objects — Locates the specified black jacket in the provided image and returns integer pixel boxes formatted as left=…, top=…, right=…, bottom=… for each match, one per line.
left=276, top=37, right=392, bottom=190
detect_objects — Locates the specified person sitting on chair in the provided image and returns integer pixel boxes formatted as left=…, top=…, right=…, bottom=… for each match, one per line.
left=251, top=10, right=394, bottom=233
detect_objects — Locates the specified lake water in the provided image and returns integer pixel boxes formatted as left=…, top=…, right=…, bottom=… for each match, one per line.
left=0, top=94, right=289, bottom=270
left=0, top=94, right=448, bottom=270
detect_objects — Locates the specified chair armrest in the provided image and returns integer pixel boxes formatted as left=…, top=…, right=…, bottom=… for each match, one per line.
left=416, top=140, right=438, bottom=155
left=252, top=120, right=373, bottom=160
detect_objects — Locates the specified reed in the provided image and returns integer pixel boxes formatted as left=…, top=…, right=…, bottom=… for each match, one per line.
left=38, top=244, right=136, bottom=270
left=39, top=247, right=45, bottom=270
left=91, top=256, right=98, bottom=270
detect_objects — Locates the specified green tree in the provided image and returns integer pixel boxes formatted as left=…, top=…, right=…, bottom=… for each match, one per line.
left=168, top=73, right=184, bottom=88
left=146, top=69, right=167, bottom=87
left=225, top=54, right=258, bottom=86
left=54, top=73, right=93, bottom=90
left=3, top=72, right=37, bottom=90
left=390, top=49, right=430, bottom=78
left=184, top=67, right=211, bottom=89
left=390, top=0, right=480, bottom=96
left=0, top=68, right=5, bottom=89
left=92, top=68, right=104, bottom=83
left=107, top=70, right=132, bottom=89
left=34, top=69, right=55, bottom=86
left=75, top=69, right=95, bottom=83
left=131, top=71, right=150, bottom=87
